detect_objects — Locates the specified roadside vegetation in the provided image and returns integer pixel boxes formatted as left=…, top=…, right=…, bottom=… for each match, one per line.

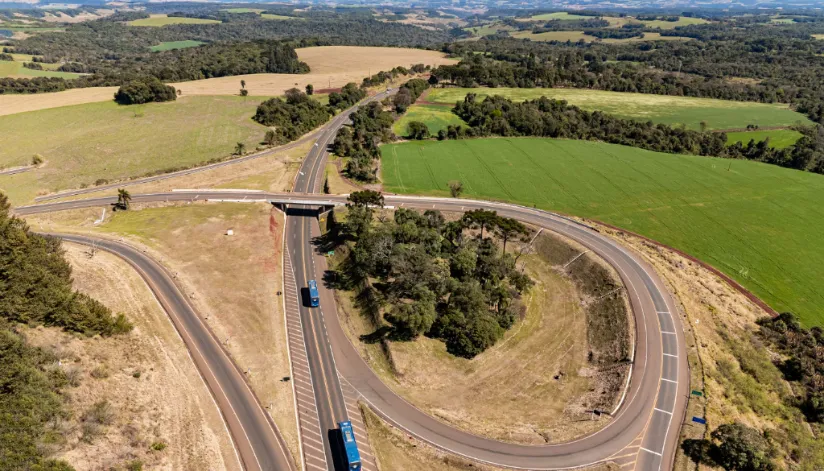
left=381, top=137, right=824, bottom=327
left=0, top=192, right=131, bottom=470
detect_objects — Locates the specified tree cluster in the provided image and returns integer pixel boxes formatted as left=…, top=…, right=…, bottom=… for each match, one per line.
left=361, top=64, right=427, bottom=88
left=253, top=88, right=331, bottom=143
left=339, top=192, right=531, bottom=358
left=392, top=77, right=429, bottom=113
left=758, top=312, right=824, bottom=424
left=446, top=94, right=824, bottom=174
left=452, top=94, right=729, bottom=156
left=682, top=423, right=776, bottom=471
left=328, top=82, right=367, bottom=111
left=113, top=77, right=177, bottom=105
left=332, top=101, right=395, bottom=181
left=0, top=194, right=132, bottom=336
left=0, top=193, right=132, bottom=471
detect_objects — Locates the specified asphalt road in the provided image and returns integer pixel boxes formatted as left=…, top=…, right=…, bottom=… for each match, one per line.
left=16, top=87, right=690, bottom=470
left=45, top=234, right=298, bottom=471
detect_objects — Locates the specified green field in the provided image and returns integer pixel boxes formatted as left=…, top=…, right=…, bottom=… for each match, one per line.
left=222, top=7, right=264, bottom=13
left=463, top=23, right=514, bottom=37
left=0, top=58, right=82, bottom=79
left=128, top=15, right=221, bottom=27
left=261, top=14, right=298, bottom=20
left=0, top=96, right=265, bottom=204
left=381, top=138, right=824, bottom=326
left=640, top=17, right=710, bottom=29
left=393, top=104, right=467, bottom=136
left=150, top=40, right=206, bottom=52
left=523, top=12, right=592, bottom=21
left=426, top=88, right=812, bottom=131
left=511, top=30, right=689, bottom=43
left=726, top=129, right=803, bottom=149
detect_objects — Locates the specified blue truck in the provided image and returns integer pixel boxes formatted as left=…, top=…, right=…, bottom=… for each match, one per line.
left=338, top=421, right=362, bottom=470
left=308, top=280, right=320, bottom=307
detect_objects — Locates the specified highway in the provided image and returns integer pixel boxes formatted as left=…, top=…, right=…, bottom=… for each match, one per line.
left=20, top=190, right=690, bottom=470
left=48, top=233, right=297, bottom=471
left=16, top=86, right=691, bottom=470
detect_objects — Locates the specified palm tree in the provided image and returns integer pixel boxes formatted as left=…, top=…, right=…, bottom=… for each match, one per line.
left=234, top=142, right=246, bottom=155
left=116, top=188, right=131, bottom=210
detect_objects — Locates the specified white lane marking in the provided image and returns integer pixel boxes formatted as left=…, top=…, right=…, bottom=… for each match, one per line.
left=661, top=331, right=677, bottom=335
left=654, top=407, right=673, bottom=415
left=640, top=447, right=662, bottom=457
left=661, top=377, right=678, bottom=384
left=656, top=311, right=670, bottom=315
left=663, top=353, right=678, bottom=358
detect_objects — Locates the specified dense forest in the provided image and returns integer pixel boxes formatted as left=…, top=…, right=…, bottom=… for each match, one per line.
left=253, top=88, right=332, bottom=143
left=0, top=193, right=132, bottom=470
left=0, top=8, right=446, bottom=95
left=333, top=191, right=531, bottom=358
left=333, top=101, right=395, bottom=181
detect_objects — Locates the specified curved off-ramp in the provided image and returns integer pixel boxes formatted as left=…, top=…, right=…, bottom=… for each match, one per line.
left=18, top=190, right=690, bottom=471
left=48, top=233, right=298, bottom=471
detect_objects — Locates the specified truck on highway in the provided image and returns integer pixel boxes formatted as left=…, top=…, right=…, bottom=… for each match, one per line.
left=338, top=421, right=362, bottom=470
left=308, top=279, right=320, bottom=307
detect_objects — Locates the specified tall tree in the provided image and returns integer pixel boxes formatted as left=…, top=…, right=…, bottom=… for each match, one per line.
left=116, top=188, right=131, bottom=210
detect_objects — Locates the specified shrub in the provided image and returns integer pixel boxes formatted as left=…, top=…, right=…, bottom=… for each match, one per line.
left=32, top=154, right=44, bottom=166
left=150, top=440, right=167, bottom=451
left=114, top=77, right=177, bottom=105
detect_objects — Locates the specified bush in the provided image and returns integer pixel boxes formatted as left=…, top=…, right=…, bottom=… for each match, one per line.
left=32, top=154, right=44, bottom=166
left=150, top=440, right=167, bottom=451
left=114, top=77, right=177, bottom=105
left=407, top=121, right=430, bottom=140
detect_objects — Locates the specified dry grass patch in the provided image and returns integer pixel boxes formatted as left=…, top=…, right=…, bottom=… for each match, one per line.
left=0, top=87, right=117, bottom=117
left=22, top=244, right=239, bottom=470
left=174, top=46, right=456, bottom=97
left=26, top=202, right=300, bottom=466
left=361, top=405, right=618, bottom=471
left=333, top=225, right=626, bottom=445
left=46, top=138, right=310, bottom=204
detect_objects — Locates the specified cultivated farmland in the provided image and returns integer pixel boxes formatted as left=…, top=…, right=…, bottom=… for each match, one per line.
left=128, top=14, right=221, bottom=27
left=381, top=138, right=824, bottom=327
left=726, top=129, right=803, bottom=149
left=0, top=46, right=457, bottom=116
left=150, top=40, right=206, bottom=52
left=639, top=16, right=710, bottom=29
left=392, top=104, right=466, bottom=136
left=0, top=96, right=264, bottom=204
left=425, top=88, right=812, bottom=131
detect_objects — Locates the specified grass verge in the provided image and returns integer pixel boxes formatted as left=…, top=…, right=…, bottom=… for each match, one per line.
left=25, top=202, right=300, bottom=466
left=392, top=104, right=467, bottom=136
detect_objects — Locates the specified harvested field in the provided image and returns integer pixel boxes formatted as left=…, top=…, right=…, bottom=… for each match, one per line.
left=22, top=244, right=240, bottom=470
left=0, top=95, right=265, bottom=204
left=331, top=225, right=625, bottom=444
left=521, top=12, right=593, bottom=21
left=26, top=202, right=300, bottom=466
left=381, top=137, right=824, bottom=327
left=639, top=16, right=710, bottom=29
left=425, top=87, right=811, bottom=131
left=128, top=14, right=221, bottom=27
left=0, top=46, right=456, bottom=116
